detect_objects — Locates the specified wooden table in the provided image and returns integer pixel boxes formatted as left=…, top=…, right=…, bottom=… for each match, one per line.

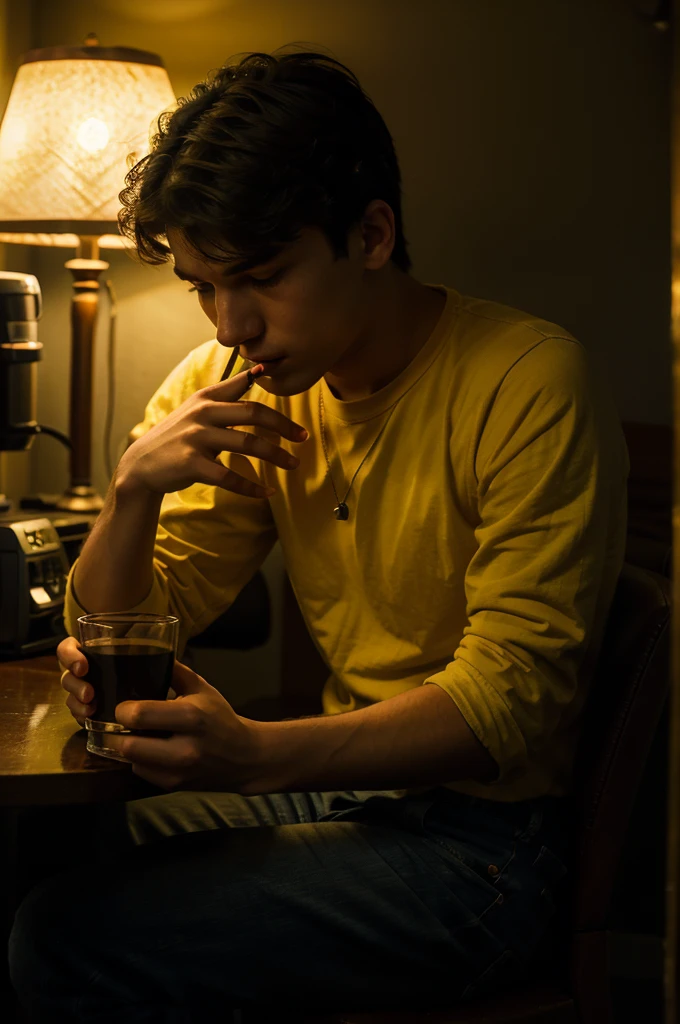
left=0, top=653, right=140, bottom=1022
left=0, top=654, right=133, bottom=807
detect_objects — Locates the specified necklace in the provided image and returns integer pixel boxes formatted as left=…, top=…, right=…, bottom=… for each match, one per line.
left=318, top=385, right=402, bottom=520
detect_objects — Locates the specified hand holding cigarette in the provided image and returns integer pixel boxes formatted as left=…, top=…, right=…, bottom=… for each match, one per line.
left=116, top=363, right=308, bottom=500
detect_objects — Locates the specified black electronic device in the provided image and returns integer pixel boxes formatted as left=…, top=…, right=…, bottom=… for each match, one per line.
left=0, top=271, right=42, bottom=455
left=0, top=270, right=72, bottom=515
left=0, top=511, right=94, bottom=658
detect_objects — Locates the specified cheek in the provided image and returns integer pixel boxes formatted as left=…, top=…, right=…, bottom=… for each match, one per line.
left=322, top=277, right=363, bottom=333
left=288, top=275, right=360, bottom=336
left=199, top=295, right=217, bottom=324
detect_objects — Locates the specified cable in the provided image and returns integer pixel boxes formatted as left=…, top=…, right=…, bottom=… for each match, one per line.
left=3, top=422, right=74, bottom=452
left=2, top=423, right=72, bottom=452
left=34, top=424, right=73, bottom=451
left=103, top=277, right=118, bottom=480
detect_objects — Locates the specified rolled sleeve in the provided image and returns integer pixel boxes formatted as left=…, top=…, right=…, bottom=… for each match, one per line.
left=63, top=560, right=170, bottom=638
left=426, top=337, right=627, bottom=784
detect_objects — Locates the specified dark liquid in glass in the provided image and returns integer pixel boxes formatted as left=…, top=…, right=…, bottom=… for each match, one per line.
left=84, top=639, right=174, bottom=725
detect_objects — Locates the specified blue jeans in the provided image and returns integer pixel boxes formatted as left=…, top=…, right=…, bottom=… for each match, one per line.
left=9, top=785, right=571, bottom=1022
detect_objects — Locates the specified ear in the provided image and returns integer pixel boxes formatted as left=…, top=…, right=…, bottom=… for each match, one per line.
left=359, top=199, right=396, bottom=271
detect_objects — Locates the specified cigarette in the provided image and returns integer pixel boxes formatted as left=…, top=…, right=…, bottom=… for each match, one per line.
left=224, top=348, right=239, bottom=378
left=219, top=348, right=257, bottom=386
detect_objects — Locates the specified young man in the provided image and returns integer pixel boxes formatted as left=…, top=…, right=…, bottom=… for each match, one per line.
left=10, top=50, right=628, bottom=1021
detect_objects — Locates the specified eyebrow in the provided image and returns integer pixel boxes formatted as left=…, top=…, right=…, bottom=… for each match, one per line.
left=172, top=250, right=282, bottom=283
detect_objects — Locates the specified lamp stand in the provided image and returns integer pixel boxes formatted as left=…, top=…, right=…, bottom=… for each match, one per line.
left=56, top=236, right=108, bottom=512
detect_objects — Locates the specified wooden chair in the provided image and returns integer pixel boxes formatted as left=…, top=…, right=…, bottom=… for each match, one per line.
left=241, top=563, right=671, bottom=1024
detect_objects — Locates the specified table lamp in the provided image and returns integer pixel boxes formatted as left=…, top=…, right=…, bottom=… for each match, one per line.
left=0, top=34, right=176, bottom=511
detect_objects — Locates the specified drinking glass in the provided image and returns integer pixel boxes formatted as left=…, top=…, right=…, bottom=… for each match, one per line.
left=78, top=612, right=179, bottom=763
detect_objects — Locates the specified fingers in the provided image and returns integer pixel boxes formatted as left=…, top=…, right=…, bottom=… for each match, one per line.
left=202, top=379, right=308, bottom=444
left=193, top=456, right=276, bottom=499
left=218, top=402, right=309, bottom=445
left=58, top=637, right=95, bottom=722
left=115, top=698, right=201, bottom=734
left=64, top=692, right=94, bottom=726
left=56, top=635, right=87, bottom=677
left=204, top=365, right=264, bottom=402
left=118, top=733, right=196, bottom=778
left=61, top=671, right=96, bottom=718
left=244, top=365, right=263, bottom=391
left=200, top=426, right=300, bottom=473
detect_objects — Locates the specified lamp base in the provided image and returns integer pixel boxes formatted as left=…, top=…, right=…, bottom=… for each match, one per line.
left=55, top=485, right=104, bottom=512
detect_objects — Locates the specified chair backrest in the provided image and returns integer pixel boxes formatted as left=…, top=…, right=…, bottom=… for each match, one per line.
left=572, top=562, right=671, bottom=932
left=186, top=571, right=271, bottom=651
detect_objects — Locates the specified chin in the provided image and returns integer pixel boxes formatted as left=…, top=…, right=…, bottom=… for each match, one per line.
left=257, top=369, right=319, bottom=398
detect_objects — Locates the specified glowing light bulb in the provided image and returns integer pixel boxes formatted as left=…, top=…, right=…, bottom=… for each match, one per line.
left=76, top=117, right=110, bottom=153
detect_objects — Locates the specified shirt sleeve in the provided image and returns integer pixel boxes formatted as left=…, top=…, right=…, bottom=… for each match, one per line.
left=64, top=344, right=276, bottom=656
left=424, top=337, right=628, bottom=783
left=127, top=341, right=238, bottom=445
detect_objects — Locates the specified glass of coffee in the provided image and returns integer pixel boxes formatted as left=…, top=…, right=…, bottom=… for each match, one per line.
left=78, top=612, right=179, bottom=763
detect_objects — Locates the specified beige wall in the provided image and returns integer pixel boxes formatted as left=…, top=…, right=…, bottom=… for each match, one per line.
left=0, top=0, right=670, bottom=694
left=24, top=0, right=671, bottom=496
left=0, top=0, right=33, bottom=275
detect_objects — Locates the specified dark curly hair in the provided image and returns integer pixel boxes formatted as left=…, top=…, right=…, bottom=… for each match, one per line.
left=118, top=48, right=411, bottom=273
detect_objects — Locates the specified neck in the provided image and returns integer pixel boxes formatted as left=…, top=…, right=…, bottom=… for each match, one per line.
left=323, top=271, right=445, bottom=402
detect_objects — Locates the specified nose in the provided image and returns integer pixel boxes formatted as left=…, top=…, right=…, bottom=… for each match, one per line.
left=214, top=291, right=264, bottom=349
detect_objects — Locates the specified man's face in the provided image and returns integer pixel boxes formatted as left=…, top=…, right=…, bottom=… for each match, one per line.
left=167, top=225, right=369, bottom=397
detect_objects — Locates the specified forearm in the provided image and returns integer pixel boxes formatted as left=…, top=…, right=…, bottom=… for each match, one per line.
left=242, top=682, right=498, bottom=794
left=72, top=465, right=164, bottom=613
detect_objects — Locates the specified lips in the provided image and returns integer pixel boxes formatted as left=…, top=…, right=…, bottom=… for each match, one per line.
left=245, top=354, right=284, bottom=364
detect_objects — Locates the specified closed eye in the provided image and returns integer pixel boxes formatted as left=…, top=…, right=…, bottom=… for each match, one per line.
left=248, top=267, right=286, bottom=288
left=187, top=267, right=286, bottom=296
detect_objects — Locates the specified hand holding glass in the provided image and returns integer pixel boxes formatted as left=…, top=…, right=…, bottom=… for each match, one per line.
left=78, top=613, right=179, bottom=763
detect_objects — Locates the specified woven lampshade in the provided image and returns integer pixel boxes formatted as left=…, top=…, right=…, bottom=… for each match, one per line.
left=0, top=41, right=176, bottom=248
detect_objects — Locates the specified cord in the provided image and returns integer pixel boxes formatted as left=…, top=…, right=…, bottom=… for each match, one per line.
left=103, top=277, right=118, bottom=480
left=1, top=423, right=72, bottom=453
left=34, top=424, right=73, bottom=451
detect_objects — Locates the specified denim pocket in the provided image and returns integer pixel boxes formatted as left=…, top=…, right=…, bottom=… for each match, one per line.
left=420, top=792, right=524, bottom=891
left=419, top=792, right=572, bottom=963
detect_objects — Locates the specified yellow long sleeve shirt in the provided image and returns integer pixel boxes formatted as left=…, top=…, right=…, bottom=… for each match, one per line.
left=65, top=286, right=628, bottom=801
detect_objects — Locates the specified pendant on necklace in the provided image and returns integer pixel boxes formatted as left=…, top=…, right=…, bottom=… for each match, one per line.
left=334, top=502, right=349, bottom=520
